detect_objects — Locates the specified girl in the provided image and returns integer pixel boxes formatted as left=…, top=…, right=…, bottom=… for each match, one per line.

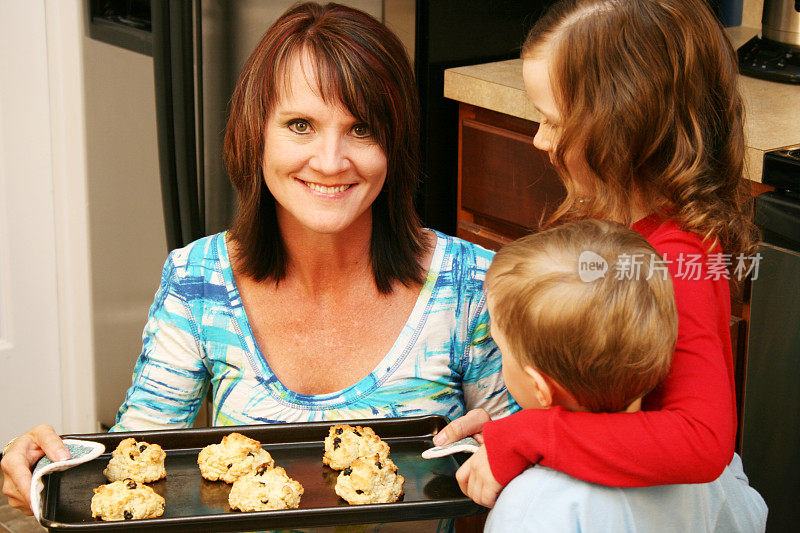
left=437, top=0, right=762, bottom=512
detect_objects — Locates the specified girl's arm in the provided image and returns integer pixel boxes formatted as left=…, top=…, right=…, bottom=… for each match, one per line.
left=483, top=229, right=737, bottom=487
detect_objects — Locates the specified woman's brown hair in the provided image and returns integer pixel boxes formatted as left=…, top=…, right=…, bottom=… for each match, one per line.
left=224, top=2, right=424, bottom=293
left=523, top=0, right=759, bottom=261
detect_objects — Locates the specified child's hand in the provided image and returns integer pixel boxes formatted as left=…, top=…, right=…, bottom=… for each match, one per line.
left=455, top=444, right=503, bottom=508
left=432, top=408, right=491, bottom=446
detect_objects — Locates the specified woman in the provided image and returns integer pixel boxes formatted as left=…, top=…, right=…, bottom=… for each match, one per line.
left=2, top=2, right=513, bottom=513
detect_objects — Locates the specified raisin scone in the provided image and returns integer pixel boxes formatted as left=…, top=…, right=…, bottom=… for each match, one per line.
left=197, top=432, right=274, bottom=483
left=103, top=438, right=167, bottom=483
left=91, top=479, right=165, bottom=521
left=334, top=454, right=404, bottom=505
left=228, top=464, right=304, bottom=511
left=322, top=424, right=389, bottom=470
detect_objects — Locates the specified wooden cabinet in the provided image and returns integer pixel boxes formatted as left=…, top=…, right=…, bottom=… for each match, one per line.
left=457, top=104, right=564, bottom=250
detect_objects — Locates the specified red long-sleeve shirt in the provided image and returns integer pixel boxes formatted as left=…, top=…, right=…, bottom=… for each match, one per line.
left=483, top=215, right=737, bottom=487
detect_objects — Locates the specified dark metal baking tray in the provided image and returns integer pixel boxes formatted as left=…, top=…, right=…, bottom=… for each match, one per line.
left=40, top=415, right=482, bottom=531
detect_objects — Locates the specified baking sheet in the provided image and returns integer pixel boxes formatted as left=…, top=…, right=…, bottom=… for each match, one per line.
left=40, top=415, right=482, bottom=531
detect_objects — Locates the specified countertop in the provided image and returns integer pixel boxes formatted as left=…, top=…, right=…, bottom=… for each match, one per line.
left=443, top=26, right=800, bottom=182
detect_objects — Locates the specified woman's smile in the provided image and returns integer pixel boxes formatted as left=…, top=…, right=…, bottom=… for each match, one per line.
left=297, top=178, right=355, bottom=196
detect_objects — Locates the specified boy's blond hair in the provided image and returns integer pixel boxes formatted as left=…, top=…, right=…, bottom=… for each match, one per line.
left=487, top=220, right=677, bottom=413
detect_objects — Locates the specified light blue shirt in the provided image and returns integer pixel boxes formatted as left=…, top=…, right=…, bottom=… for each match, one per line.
left=486, top=453, right=767, bottom=532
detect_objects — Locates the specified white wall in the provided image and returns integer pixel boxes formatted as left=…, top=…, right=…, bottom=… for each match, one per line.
left=0, top=0, right=95, bottom=444
left=82, top=37, right=167, bottom=428
left=742, top=0, right=763, bottom=28
left=46, top=0, right=97, bottom=436
left=384, top=0, right=416, bottom=60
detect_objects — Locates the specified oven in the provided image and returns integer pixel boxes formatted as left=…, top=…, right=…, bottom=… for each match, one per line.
left=740, top=147, right=800, bottom=532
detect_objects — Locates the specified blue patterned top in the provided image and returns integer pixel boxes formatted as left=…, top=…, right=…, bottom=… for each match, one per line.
left=111, top=231, right=514, bottom=430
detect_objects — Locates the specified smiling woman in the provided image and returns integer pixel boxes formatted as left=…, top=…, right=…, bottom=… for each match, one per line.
left=0, top=3, right=515, bottom=523
left=224, top=1, right=423, bottom=294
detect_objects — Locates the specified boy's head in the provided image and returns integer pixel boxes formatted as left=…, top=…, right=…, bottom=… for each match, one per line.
left=486, top=220, right=677, bottom=413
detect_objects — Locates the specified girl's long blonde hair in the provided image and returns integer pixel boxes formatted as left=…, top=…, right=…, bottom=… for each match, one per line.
left=524, top=0, right=759, bottom=260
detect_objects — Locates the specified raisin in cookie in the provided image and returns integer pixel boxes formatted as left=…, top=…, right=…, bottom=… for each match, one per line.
left=228, top=464, right=304, bottom=511
left=91, top=479, right=165, bottom=521
left=322, top=424, right=389, bottom=470
left=334, top=454, right=404, bottom=505
left=103, top=438, right=166, bottom=483
left=197, top=432, right=274, bottom=483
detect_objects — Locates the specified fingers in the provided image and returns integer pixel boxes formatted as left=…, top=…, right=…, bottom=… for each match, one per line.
left=29, top=424, right=70, bottom=462
left=454, top=446, right=502, bottom=508
left=0, top=425, right=65, bottom=514
left=433, top=409, right=491, bottom=446
left=1, top=478, right=33, bottom=515
left=477, top=483, right=500, bottom=508
left=455, top=457, right=471, bottom=497
left=1, top=436, right=40, bottom=512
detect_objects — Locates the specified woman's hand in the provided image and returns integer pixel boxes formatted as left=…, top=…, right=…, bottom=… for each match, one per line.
left=455, top=444, right=503, bottom=508
left=1, top=424, right=70, bottom=514
left=433, top=408, right=491, bottom=446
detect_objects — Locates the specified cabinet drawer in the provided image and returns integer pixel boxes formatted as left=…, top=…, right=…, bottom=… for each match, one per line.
left=461, top=118, right=564, bottom=231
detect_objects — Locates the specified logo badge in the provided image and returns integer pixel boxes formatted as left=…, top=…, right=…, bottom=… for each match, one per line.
left=578, top=251, right=608, bottom=282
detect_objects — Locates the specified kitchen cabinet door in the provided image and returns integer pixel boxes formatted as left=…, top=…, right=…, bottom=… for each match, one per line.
left=457, top=104, right=564, bottom=250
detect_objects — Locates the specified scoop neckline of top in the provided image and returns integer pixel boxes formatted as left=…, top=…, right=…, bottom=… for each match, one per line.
left=216, top=229, right=447, bottom=408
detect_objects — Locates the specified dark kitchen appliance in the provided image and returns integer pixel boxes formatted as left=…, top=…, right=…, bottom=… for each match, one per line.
left=740, top=147, right=800, bottom=532
left=738, top=0, right=800, bottom=83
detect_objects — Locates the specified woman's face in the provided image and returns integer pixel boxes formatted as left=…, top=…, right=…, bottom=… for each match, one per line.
left=262, top=52, right=388, bottom=237
left=523, top=54, right=591, bottom=195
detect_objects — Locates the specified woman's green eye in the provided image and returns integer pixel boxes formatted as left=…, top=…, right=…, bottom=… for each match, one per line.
left=352, top=124, right=371, bottom=137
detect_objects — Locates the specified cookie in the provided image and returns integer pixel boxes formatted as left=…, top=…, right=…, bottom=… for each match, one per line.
left=322, top=424, right=389, bottom=470
left=334, top=454, right=404, bottom=505
left=228, top=464, right=304, bottom=511
left=103, top=438, right=166, bottom=483
left=197, top=432, right=274, bottom=483
left=91, top=479, right=165, bottom=521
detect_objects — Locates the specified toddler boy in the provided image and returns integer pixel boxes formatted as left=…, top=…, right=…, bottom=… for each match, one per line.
left=482, top=219, right=766, bottom=532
